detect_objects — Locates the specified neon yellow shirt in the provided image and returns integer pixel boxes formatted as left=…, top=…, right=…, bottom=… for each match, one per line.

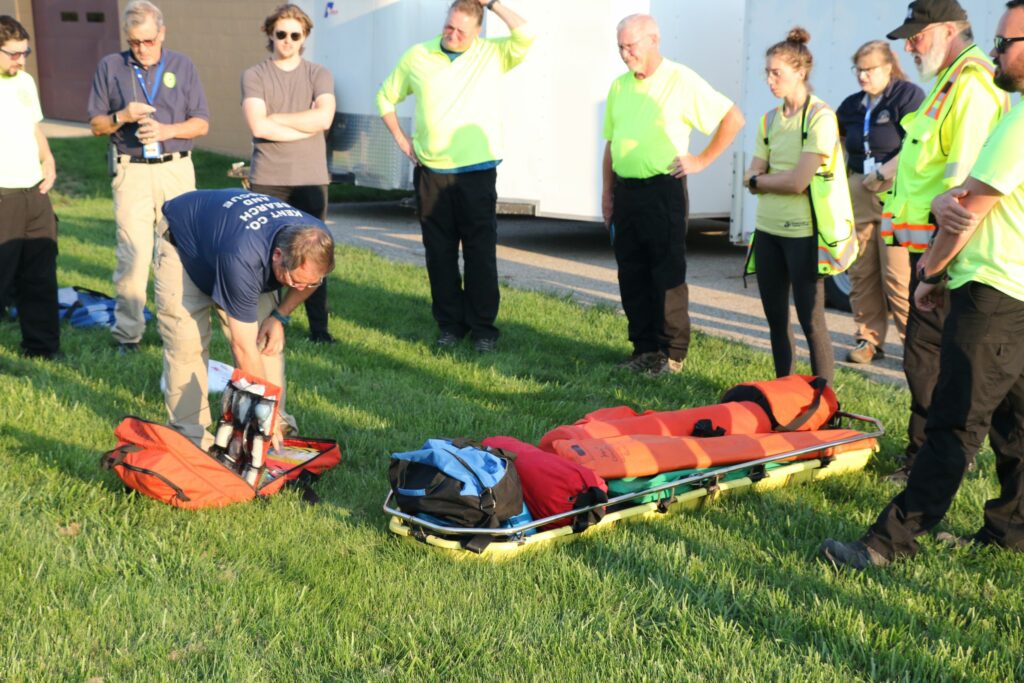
left=948, top=100, right=1024, bottom=302
left=603, top=59, right=733, bottom=180
left=0, top=71, right=44, bottom=189
left=376, top=27, right=535, bottom=170
left=753, top=95, right=838, bottom=238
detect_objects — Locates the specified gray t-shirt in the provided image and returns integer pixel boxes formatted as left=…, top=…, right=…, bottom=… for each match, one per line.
left=241, top=59, right=333, bottom=186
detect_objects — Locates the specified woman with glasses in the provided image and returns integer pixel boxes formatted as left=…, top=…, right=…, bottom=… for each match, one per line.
left=835, top=41, right=924, bottom=364
left=742, top=28, right=838, bottom=384
left=242, top=4, right=337, bottom=344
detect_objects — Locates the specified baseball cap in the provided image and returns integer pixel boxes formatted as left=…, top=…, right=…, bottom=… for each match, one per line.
left=887, top=0, right=968, bottom=40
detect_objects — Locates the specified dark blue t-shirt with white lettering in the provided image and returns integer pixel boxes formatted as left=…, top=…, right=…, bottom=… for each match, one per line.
left=162, top=189, right=328, bottom=323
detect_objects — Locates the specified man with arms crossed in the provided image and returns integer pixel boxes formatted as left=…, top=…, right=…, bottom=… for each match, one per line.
left=603, top=14, right=744, bottom=376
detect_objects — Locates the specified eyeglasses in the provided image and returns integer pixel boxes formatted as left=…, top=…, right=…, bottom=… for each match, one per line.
left=907, top=24, right=941, bottom=48
left=0, top=47, right=31, bottom=60
left=275, top=30, right=304, bottom=42
left=994, top=35, right=1024, bottom=54
left=126, top=37, right=159, bottom=49
left=852, top=64, right=884, bottom=77
left=286, top=270, right=325, bottom=289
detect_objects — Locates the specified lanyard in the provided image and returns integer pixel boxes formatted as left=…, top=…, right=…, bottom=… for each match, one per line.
left=132, top=56, right=165, bottom=105
left=862, top=95, right=874, bottom=158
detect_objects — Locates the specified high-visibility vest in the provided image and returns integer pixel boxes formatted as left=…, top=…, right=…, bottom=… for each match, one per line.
left=885, top=47, right=1009, bottom=252
left=745, top=100, right=857, bottom=277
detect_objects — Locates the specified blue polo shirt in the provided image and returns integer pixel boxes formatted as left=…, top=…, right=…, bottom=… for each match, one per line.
left=836, top=78, right=924, bottom=173
left=162, top=190, right=328, bottom=323
left=87, top=48, right=209, bottom=157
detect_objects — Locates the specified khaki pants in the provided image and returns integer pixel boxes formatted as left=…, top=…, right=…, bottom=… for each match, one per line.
left=111, top=156, right=195, bottom=344
left=153, top=233, right=294, bottom=449
left=847, top=173, right=911, bottom=348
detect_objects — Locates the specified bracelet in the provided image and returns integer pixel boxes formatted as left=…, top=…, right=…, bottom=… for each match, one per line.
left=486, top=0, right=499, bottom=8
left=921, top=271, right=945, bottom=285
left=874, top=168, right=885, bottom=183
left=269, top=309, right=291, bottom=326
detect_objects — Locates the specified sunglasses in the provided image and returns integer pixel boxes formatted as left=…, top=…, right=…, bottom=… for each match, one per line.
left=994, top=35, right=1024, bottom=54
left=275, top=30, right=304, bottom=42
left=126, top=37, right=159, bottom=48
left=0, top=46, right=32, bottom=59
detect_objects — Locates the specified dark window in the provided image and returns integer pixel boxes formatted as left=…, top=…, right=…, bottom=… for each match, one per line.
left=60, top=11, right=79, bottom=21
left=86, top=12, right=105, bottom=23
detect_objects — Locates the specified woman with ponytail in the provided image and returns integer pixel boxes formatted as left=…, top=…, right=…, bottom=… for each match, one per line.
left=743, top=27, right=837, bottom=384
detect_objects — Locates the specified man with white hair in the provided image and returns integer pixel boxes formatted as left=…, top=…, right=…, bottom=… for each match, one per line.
left=88, top=0, right=209, bottom=355
left=862, top=0, right=1009, bottom=481
left=603, top=14, right=744, bottom=376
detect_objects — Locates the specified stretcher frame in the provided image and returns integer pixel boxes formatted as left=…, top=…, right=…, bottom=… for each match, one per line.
left=384, top=412, right=884, bottom=556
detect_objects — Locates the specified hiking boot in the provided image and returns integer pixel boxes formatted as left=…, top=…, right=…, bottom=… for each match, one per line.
left=646, top=355, right=683, bottom=377
left=818, top=539, right=891, bottom=570
left=474, top=337, right=498, bottom=354
left=116, top=342, right=140, bottom=355
left=436, top=332, right=462, bottom=349
left=616, top=351, right=661, bottom=373
left=846, top=340, right=884, bottom=364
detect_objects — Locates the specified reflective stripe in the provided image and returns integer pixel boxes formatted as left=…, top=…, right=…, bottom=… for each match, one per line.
left=891, top=222, right=934, bottom=251
left=880, top=214, right=895, bottom=244
left=817, top=236, right=857, bottom=274
left=922, top=56, right=996, bottom=120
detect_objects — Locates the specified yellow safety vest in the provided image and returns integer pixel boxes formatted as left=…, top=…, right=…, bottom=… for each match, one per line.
left=745, top=100, right=857, bottom=277
left=883, top=46, right=1009, bottom=252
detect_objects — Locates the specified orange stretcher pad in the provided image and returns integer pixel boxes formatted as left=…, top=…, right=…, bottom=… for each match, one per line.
left=548, top=429, right=876, bottom=480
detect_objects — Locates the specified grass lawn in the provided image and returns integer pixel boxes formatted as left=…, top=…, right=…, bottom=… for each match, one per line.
left=0, top=138, right=1021, bottom=682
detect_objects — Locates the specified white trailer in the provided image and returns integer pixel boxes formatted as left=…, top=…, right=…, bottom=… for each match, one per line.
left=301, top=0, right=1013, bottom=240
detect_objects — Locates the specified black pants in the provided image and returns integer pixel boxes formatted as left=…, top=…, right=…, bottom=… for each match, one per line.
left=864, top=283, right=1024, bottom=558
left=753, top=230, right=834, bottom=383
left=612, top=175, right=690, bottom=361
left=0, top=187, right=59, bottom=356
left=249, top=183, right=329, bottom=336
left=414, top=167, right=499, bottom=341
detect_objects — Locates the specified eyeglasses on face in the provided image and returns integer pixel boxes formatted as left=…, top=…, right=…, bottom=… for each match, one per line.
left=852, top=64, right=884, bottom=77
left=275, top=30, right=304, bottom=42
left=126, top=37, right=159, bottom=49
left=994, top=35, right=1024, bottom=54
left=907, top=24, right=940, bottom=47
left=287, top=271, right=325, bottom=289
left=0, top=46, right=32, bottom=59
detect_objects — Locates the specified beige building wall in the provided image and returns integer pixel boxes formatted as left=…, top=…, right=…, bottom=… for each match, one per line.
left=0, top=0, right=38, bottom=81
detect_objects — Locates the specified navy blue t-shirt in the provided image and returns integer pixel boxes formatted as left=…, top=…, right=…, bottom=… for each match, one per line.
left=162, top=189, right=328, bottom=323
left=836, top=78, right=925, bottom=173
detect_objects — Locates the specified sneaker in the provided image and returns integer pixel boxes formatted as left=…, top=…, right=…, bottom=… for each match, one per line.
left=819, top=539, right=891, bottom=570
left=436, top=332, right=462, bottom=349
left=474, top=337, right=498, bottom=354
left=646, top=355, right=683, bottom=377
left=308, top=330, right=336, bottom=345
left=616, top=351, right=661, bottom=373
left=846, top=340, right=884, bottom=364
left=116, top=342, right=140, bottom=355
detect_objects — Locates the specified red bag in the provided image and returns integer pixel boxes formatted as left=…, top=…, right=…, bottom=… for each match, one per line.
left=101, top=417, right=341, bottom=509
left=720, top=375, right=838, bottom=432
left=482, top=436, right=608, bottom=531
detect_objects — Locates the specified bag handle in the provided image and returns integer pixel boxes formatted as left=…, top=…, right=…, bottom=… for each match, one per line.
left=99, top=444, right=142, bottom=469
left=775, top=376, right=829, bottom=432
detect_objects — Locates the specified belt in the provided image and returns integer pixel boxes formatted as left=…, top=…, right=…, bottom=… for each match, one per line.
left=0, top=182, right=42, bottom=195
left=616, top=173, right=673, bottom=188
left=118, top=150, right=191, bottom=165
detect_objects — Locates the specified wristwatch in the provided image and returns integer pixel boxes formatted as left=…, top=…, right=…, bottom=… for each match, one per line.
left=269, top=309, right=291, bottom=325
left=748, top=174, right=759, bottom=190
left=112, top=111, right=120, bottom=125
left=921, top=270, right=945, bottom=285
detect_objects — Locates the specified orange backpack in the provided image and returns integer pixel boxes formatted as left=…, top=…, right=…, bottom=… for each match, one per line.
left=101, top=417, right=341, bottom=509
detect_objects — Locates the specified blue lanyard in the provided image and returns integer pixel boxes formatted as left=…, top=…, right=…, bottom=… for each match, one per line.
left=862, top=95, right=874, bottom=157
left=132, top=56, right=165, bottom=105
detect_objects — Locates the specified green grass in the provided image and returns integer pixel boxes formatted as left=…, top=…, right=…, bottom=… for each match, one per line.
left=0, top=138, right=1021, bottom=681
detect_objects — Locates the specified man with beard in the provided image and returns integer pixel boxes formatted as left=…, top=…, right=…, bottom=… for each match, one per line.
left=821, top=0, right=1024, bottom=568
left=863, top=0, right=1009, bottom=482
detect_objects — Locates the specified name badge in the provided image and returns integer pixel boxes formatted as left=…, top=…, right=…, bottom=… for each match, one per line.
left=143, top=141, right=164, bottom=159
left=863, top=156, right=879, bottom=175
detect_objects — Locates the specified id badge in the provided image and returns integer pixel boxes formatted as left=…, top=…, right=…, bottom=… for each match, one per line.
left=863, top=156, right=878, bottom=175
left=143, top=141, right=163, bottom=159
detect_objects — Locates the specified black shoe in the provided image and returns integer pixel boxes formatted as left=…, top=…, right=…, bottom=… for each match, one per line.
left=818, top=539, right=891, bottom=570
left=23, top=348, right=64, bottom=361
left=436, top=332, right=462, bottom=349
left=883, top=465, right=911, bottom=484
left=117, top=342, right=141, bottom=355
left=474, top=337, right=498, bottom=354
left=308, top=330, right=335, bottom=345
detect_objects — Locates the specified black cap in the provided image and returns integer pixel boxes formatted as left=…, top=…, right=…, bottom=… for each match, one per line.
left=887, top=0, right=968, bottom=40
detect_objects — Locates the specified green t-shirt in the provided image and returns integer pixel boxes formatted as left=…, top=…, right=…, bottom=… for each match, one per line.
left=0, top=71, right=44, bottom=189
left=376, top=27, right=535, bottom=170
left=754, top=96, right=838, bottom=238
left=603, top=59, right=733, bottom=180
left=948, top=100, right=1024, bottom=302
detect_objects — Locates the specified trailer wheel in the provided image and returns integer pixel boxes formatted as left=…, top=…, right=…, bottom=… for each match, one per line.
left=824, top=273, right=852, bottom=312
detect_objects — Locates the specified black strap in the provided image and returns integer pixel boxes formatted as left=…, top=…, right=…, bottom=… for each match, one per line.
left=99, top=444, right=142, bottom=469
left=746, top=464, right=768, bottom=484
left=461, top=534, right=494, bottom=554
left=655, top=492, right=677, bottom=513
left=776, top=376, right=829, bottom=432
left=692, top=419, right=726, bottom=438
